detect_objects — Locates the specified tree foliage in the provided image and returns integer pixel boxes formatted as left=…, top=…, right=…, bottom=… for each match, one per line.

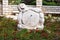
left=9, top=0, right=36, bottom=5
left=43, top=0, right=60, bottom=6
left=9, top=0, right=60, bottom=6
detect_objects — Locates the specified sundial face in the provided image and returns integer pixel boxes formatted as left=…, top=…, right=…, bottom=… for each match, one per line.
left=22, top=10, right=40, bottom=26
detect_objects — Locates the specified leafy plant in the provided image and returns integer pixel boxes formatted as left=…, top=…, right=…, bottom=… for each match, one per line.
left=43, top=0, right=60, bottom=6
left=9, top=0, right=36, bottom=5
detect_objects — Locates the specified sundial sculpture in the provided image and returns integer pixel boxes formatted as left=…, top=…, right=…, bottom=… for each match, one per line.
left=17, top=3, right=44, bottom=30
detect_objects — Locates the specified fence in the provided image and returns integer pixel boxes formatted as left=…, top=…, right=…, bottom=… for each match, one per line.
left=0, top=5, right=2, bottom=15
left=0, top=5, right=60, bottom=15
left=43, top=6, right=60, bottom=14
left=8, top=5, right=60, bottom=14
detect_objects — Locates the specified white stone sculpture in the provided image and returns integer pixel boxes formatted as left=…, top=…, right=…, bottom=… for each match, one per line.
left=17, top=3, right=44, bottom=30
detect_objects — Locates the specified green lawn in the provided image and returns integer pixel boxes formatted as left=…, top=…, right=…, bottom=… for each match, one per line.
left=0, top=16, right=60, bottom=40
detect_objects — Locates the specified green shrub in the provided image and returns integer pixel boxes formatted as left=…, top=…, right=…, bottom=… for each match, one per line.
left=9, top=0, right=36, bottom=5
left=43, top=0, right=60, bottom=6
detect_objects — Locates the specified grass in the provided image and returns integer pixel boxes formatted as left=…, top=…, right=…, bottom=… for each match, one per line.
left=0, top=16, right=60, bottom=40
